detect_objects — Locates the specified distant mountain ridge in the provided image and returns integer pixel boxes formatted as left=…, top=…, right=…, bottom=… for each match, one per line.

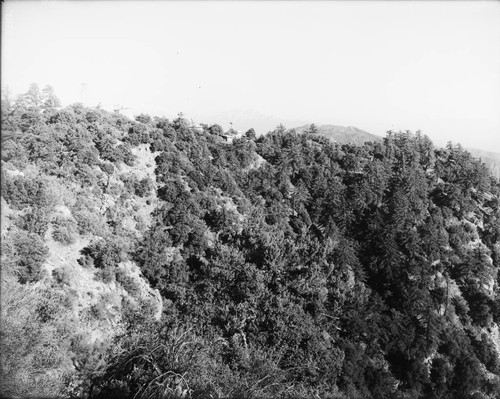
left=292, top=124, right=500, bottom=180
left=294, top=124, right=382, bottom=146
left=197, top=108, right=309, bottom=135
left=466, top=147, right=500, bottom=180
left=197, top=109, right=500, bottom=180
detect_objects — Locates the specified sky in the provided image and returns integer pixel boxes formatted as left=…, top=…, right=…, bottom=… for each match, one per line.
left=2, top=0, right=500, bottom=152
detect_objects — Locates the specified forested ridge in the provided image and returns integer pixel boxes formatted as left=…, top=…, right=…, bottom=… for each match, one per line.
left=1, top=85, right=500, bottom=398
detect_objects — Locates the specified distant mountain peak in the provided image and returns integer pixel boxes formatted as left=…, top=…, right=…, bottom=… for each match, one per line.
left=294, top=124, right=382, bottom=146
left=466, top=147, right=500, bottom=180
left=195, top=109, right=309, bottom=136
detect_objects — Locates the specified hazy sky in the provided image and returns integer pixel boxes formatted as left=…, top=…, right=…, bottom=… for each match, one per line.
left=2, top=1, right=500, bottom=151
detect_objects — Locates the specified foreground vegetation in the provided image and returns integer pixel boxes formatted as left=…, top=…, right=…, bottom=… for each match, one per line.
left=1, top=85, right=500, bottom=398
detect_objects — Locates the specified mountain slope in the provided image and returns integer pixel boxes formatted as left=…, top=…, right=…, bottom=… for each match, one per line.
left=199, top=108, right=309, bottom=135
left=2, top=87, right=500, bottom=398
left=467, top=147, right=500, bottom=180
left=294, top=124, right=382, bottom=146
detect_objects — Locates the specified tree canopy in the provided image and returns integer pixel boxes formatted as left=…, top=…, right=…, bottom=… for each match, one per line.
left=2, top=85, right=500, bottom=398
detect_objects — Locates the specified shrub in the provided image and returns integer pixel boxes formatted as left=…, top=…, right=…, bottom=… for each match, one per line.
left=90, top=323, right=222, bottom=399
left=78, top=255, right=94, bottom=269
left=47, top=109, right=77, bottom=124
left=1, top=140, right=29, bottom=168
left=107, top=182, right=123, bottom=197
left=1, top=174, right=55, bottom=210
left=472, top=333, right=500, bottom=374
left=245, top=128, right=257, bottom=140
left=149, top=129, right=170, bottom=152
left=14, top=206, right=51, bottom=236
left=115, top=268, right=141, bottom=296
left=135, top=113, right=152, bottom=124
left=119, top=173, right=138, bottom=194
left=125, top=122, right=150, bottom=146
left=100, top=162, right=115, bottom=176
left=209, top=124, right=224, bottom=136
left=73, top=208, right=108, bottom=236
left=71, top=196, right=109, bottom=237
left=103, top=143, right=135, bottom=165
left=89, top=299, right=110, bottom=320
left=134, top=177, right=154, bottom=198
left=79, top=238, right=125, bottom=270
left=95, top=135, right=117, bottom=161
left=64, top=289, right=79, bottom=309
left=118, top=143, right=135, bottom=166
left=3, top=230, right=49, bottom=284
left=52, top=216, right=78, bottom=245
left=135, top=218, right=147, bottom=232
left=85, top=110, right=101, bottom=123
left=94, top=267, right=115, bottom=284
left=52, top=266, right=72, bottom=286
left=77, top=146, right=100, bottom=167
left=91, top=184, right=103, bottom=197
left=0, top=281, right=73, bottom=398
left=66, top=332, right=110, bottom=398
left=73, top=164, right=100, bottom=188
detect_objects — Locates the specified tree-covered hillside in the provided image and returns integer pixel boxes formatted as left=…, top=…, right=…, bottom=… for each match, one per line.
left=294, top=124, right=382, bottom=146
left=1, top=85, right=500, bottom=399
left=466, top=148, right=500, bottom=181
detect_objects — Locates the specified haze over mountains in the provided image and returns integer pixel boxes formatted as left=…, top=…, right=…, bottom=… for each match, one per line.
left=294, top=124, right=382, bottom=147
left=197, top=109, right=500, bottom=179
left=194, top=108, right=310, bottom=136
left=466, top=148, right=500, bottom=180
left=295, top=125, right=500, bottom=180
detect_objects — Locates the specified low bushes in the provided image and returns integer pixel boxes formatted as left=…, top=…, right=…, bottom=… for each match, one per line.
left=1, top=173, right=55, bottom=210
left=15, top=206, right=51, bottom=237
left=52, top=216, right=78, bottom=245
left=2, top=230, right=49, bottom=284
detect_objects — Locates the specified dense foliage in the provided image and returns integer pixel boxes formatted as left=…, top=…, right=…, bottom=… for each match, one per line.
left=1, top=85, right=500, bottom=398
